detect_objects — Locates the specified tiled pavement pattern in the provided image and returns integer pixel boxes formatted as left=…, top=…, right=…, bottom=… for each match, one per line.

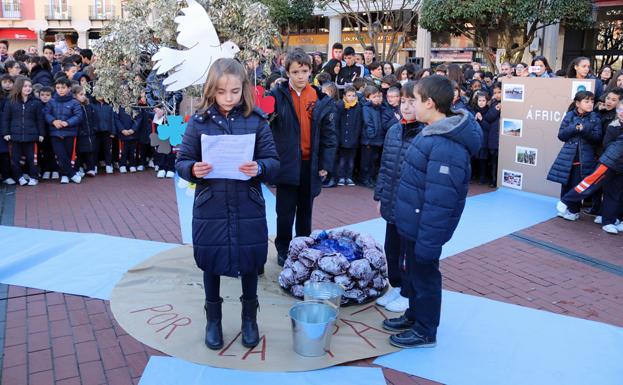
left=2, top=172, right=622, bottom=385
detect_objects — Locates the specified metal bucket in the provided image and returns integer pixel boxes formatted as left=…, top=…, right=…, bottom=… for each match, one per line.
left=303, top=281, right=344, bottom=311
left=289, top=301, right=338, bottom=357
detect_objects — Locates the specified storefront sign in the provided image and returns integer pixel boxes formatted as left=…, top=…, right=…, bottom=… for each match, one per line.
left=0, top=28, right=37, bottom=40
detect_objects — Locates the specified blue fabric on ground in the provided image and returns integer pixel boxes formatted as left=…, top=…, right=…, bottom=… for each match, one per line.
left=334, top=188, right=557, bottom=259
left=0, top=226, right=177, bottom=299
left=374, top=290, right=623, bottom=385
left=138, top=356, right=387, bottom=385
left=175, top=177, right=277, bottom=244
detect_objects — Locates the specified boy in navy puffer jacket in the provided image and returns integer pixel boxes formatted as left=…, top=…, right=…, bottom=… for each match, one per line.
left=547, top=91, right=602, bottom=220
left=360, top=85, right=384, bottom=187
left=374, top=81, right=424, bottom=313
left=385, top=75, right=481, bottom=349
left=335, top=85, right=362, bottom=186
left=44, top=77, right=83, bottom=184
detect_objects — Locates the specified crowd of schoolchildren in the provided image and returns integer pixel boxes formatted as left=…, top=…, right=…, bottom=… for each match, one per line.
left=0, top=39, right=175, bottom=187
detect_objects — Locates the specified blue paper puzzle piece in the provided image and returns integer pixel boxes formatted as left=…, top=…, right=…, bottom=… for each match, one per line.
left=158, top=115, right=186, bottom=146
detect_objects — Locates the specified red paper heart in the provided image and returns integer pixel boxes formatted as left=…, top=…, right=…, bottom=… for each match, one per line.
left=254, top=85, right=275, bottom=115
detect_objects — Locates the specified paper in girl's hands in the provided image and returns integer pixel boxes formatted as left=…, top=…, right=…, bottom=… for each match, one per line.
left=201, top=134, right=255, bottom=180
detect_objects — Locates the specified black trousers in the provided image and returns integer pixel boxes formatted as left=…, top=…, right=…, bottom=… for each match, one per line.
left=137, top=143, right=151, bottom=166
left=51, top=137, right=76, bottom=178
left=0, top=152, right=11, bottom=180
left=39, top=137, right=57, bottom=172
left=560, top=165, right=586, bottom=213
left=360, top=145, right=381, bottom=182
left=203, top=272, right=258, bottom=302
left=562, top=165, right=623, bottom=225
left=96, top=132, right=113, bottom=165
left=11, top=142, right=37, bottom=179
left=489, top=149, right=498, bottom=184
left=337, top=147, right=357, bottom=179
left=75, top=151, right=95, bottom=172
left=120, top=140, right=137, bottom=167
left=154, top=152, right=175, bottom=171
left=275, top=160, right=313, bottom=257
left=401, top=239, right=442, bottom=338
left=384, top=222, right=404, bottom=289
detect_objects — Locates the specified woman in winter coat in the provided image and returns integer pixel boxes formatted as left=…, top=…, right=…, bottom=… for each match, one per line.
left=567, top=56, right=603, bottom=100
left=175, top=58, right=279, bottom=351
left=1, top=76, right=45, bottom=185
left=547, top=90, right=603, bottom=216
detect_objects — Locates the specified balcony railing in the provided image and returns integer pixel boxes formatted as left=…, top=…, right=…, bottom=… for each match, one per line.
left=0, top=1, right=21, bottom=19
left=89, top=4, right=115, bottom=21
left=45, top=4, right=71, bottom=21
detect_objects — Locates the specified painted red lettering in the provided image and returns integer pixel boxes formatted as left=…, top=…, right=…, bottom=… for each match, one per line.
left=130, top=304, right=173, bottom=314
left=242, top=335, right=267, bottom=361
left=155, top=317, right=192, bottom=340
left=147, top=313, right=179, bottom=325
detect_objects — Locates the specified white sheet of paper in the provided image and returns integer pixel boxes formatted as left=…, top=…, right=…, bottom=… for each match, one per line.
left=153, top=114, right=165, bottom=125
left=201, top=134, right=255, bottom=180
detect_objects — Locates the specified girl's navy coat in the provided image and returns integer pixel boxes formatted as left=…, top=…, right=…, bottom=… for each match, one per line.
left=115, top=109, right=137, bottom=141
left=268, top=82, right=337, bottom=198
left=132, top=107, right=154, bottom=145
left=470, top=105, right=489, bottom=159
left=381, top=102, right=400, bottom=133
left=335, top=100, right=362, bottom=148
left=374, top=120, right=423, bottom=224
left=361, top=100, right=384, bottom=146
left=485, top=100, right=501, bottom=150
left=0, top=97, right=7, bottom=152
left=76, top=103, right=98, bottom=152
left=176, top=106, right=280, bottom=277
left=30, top=68, right=53, bottom=87
left=1, top=96, right=45, bottom=142
left=44, top=94, right=83, bottom=137
left=92, top=102, right=116, bottom=134
left=395, top=110, right=482, bottom=263
left=547, top=110, right=603, bottom=184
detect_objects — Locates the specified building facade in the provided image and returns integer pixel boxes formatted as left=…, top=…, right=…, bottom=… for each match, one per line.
left=0, top=0, right=121, bottom=53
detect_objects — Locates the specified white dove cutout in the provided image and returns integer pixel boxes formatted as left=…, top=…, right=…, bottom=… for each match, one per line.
left=151, top=0, right=240, bottom=92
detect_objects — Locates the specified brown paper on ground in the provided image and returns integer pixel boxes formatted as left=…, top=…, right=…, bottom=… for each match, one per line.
left=110, top=241, right=400, bottom=372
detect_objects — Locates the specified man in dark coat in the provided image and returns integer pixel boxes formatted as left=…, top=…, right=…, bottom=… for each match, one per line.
left=268, top=49, right=337, bottom=265
left=385, top=76, right=481, bottom=348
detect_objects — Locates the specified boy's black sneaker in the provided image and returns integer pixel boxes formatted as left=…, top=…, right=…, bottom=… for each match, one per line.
left=389, top=329, right=436, bottom=348
left=323, top=178, right=337, bottom=188
left=382, top=315, right=415, bottom=332
left=277, top=254, right=287, bottom=267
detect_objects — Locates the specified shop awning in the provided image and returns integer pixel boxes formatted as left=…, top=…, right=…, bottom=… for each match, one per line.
left=0, top=28, right=37, bottom=40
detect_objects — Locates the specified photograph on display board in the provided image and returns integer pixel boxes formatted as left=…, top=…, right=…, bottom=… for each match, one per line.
left=571, top=80, right=593, bottom=99
left=515, top=146, right=538, bottom=167
left=502, top=169, right=523, bottom=190
left=503, top=83, right=525, bottom=102
left=502, top=118, right=523, bottom=137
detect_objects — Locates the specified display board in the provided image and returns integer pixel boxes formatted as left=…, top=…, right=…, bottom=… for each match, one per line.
left=498, top=77, right=596, bottom=197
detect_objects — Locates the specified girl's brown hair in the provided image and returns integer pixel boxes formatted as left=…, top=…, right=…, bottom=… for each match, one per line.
left=199, top=58, right=254, bottom=117
left=72, top=85, right=88, bottom=104
left=9, top=75, right=31, bottom=103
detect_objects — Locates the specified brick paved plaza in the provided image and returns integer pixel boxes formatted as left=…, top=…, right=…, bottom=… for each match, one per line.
left=1, top=173, right=622, bottom=385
